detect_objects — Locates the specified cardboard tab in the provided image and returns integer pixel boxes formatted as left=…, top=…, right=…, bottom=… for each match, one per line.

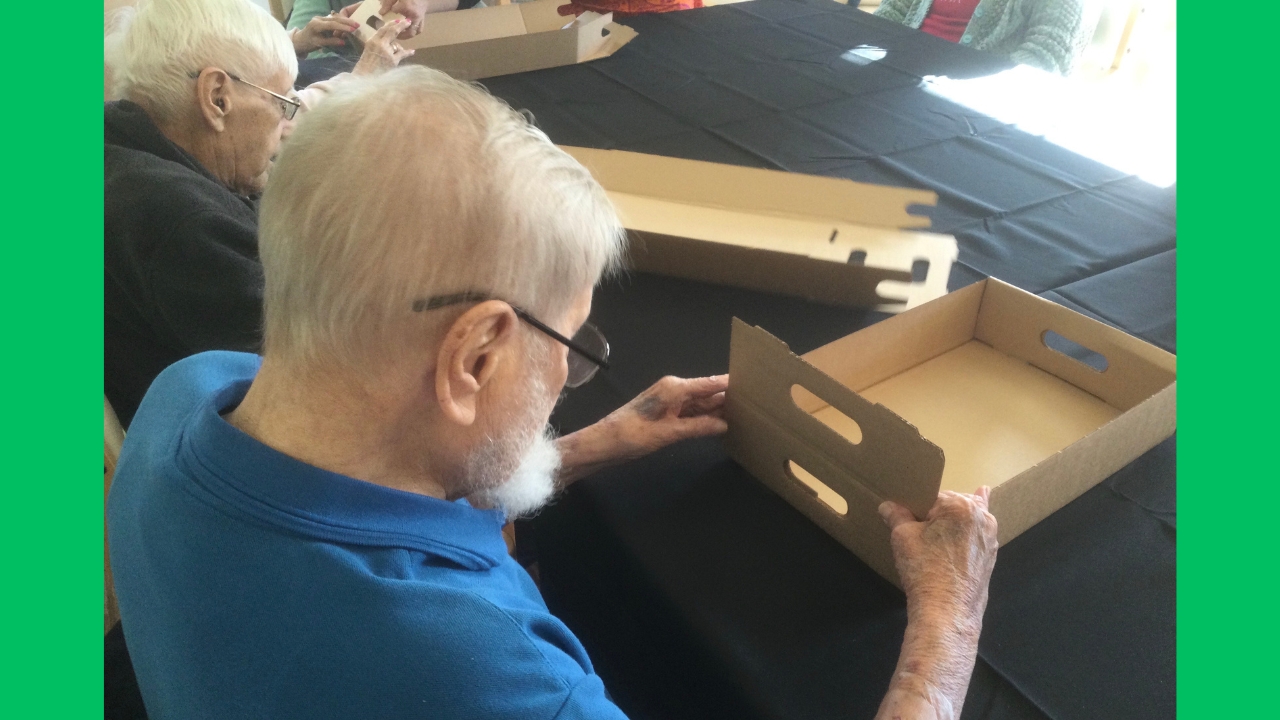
left=724, top=279, right=1177, bottom=586
left=562, top=147, right=958, bottom=311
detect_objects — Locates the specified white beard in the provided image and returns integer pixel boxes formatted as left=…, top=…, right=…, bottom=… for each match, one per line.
left=471, top=426, right=560, bottom=519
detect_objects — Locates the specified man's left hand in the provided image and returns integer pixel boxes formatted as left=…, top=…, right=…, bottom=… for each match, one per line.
left=555, top=375, right=729, bottom=486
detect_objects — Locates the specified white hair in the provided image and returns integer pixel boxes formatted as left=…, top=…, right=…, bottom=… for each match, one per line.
left=105, top=0, right=297, bottom=122
left=258, top=66, right=627, bottom=372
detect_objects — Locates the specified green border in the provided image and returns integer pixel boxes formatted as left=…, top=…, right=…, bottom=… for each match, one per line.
left=2, top=4, right=102, bottom=717
left=1178, top=2, right=1268, bottom=716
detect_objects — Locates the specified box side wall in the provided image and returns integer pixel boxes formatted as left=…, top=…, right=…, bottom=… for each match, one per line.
left=728, top=320, right=945, bottom=518
left=801, top=279, right=986, bottom=392
left=405, top=31, right=578, bottom=80
left=724, top=403, right=901, bottom=586
left=630, top=232, right=912, bottom=308
left=562, top=147, right=936, bottom=229
left=573, top=12, right=614, bottom=59
left=989, top=382, right=1177, bottom=544
left=974, top=279, right=1176, bottom=411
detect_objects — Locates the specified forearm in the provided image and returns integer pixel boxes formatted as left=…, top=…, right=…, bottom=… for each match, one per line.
left=875, top=605, right=983, bottom=720
left=554, top=425, right=621, bottom=488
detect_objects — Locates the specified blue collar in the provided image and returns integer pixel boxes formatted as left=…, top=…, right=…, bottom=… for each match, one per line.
left=175, top=376, right=510, bottom=571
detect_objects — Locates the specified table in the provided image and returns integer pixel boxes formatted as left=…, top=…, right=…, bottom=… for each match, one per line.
left=481, top=2, right=1176, bottom=719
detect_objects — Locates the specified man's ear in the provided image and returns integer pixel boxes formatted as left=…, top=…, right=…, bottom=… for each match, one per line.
left=435, top=301, right=520, bottom=426
left=194, top=69, right=233, bottom=132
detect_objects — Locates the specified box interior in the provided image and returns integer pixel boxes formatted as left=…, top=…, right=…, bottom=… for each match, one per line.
left=795, top=279, right=1175, bottom=494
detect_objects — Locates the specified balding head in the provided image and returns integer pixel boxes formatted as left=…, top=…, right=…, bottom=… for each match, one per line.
left=258, top=66, right=626, bottom=374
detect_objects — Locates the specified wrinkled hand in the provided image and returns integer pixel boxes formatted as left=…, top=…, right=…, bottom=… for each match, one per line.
left=880, top=489, right=998, bottom=623
left=352, top=18, right=415, bottom=75
left=291, top=13, right=361, bottom=56
left=555, top=375, right=728, bottom=485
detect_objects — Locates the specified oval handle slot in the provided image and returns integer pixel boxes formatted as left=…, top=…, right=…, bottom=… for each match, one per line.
left=1042, top=330, right=1109, bottom=372
left=791, top=384, right=863, bottom=444
left=786, top=460, right=849, bottom=516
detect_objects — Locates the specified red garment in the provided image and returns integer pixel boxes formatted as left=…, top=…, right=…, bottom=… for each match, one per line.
left=919, top=0, right=980, bottom=43
left=559, top=0, right=700, bottom=19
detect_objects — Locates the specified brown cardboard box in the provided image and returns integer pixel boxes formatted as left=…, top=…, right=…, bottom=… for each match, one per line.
left=724, top=278, right=1177, bottom=585
left=563, top=147, right=958, bottom=312
left=360, top=0, right=638, bottom=81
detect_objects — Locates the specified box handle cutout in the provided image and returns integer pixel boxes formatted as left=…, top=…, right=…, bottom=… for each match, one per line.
left=848, top=249, right=867, bottom=265
left=791, top=384, right=863, bottom=444
left=785, top=460, right=849, bottom=515
left=365, top=14, right=383, bottom=30
left=911, top=259, right=930, bottom=282
left=1042, top=330, right=1109, bottom=372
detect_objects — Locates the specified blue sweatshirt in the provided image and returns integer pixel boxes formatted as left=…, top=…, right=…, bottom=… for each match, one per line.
left=107, top=351, right=627, bottom=719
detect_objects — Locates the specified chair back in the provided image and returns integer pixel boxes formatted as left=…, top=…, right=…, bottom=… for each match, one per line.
left=105, top=397, right=125, bottom=634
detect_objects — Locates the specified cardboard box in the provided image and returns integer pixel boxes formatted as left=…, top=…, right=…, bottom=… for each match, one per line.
left=724, top=278, right=1177, bottom=585
left=562, top=147, right=958, bottom=312
left=351, top=0, right=637, bottom=81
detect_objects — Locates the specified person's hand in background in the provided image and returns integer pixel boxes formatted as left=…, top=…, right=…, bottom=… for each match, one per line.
left=290, top=13, right=362, bottom=56
left=380, top=0, right=461, bottom=39
left=352, top=18, right=415, bottom=75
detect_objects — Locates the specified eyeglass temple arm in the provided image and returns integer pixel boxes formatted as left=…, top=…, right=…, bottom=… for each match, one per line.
left=412, top=293, right=610, bottom=370
left=510, top=308, right=610, bottom=371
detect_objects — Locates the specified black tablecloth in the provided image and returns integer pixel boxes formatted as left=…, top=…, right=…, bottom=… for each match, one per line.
left=481, top=2, right=1176, bottom=720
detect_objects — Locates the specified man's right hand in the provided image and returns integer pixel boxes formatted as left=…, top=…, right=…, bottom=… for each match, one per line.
left=880, top=488, right=998, bottom=623
left=873, top=489, right=998, bottom=720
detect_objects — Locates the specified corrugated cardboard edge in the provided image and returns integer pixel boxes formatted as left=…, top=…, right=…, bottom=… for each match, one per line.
left=724, top=319, right=947, bottom=587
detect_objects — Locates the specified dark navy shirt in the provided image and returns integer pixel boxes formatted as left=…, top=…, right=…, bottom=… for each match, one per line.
left=107, top=351, right=627, bottom=719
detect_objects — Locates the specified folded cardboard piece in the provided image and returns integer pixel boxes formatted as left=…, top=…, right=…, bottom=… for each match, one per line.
left=562, top=147, right=958, bottom=312
left=724, top=278, right=1177, bottom=586
left=347, top=0, right=635, bottom=80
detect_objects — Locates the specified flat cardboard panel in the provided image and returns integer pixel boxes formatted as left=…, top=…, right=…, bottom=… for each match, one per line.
left=725, top=279, right=1178, bottom=585
left=563, top=147, right=958, bottom=310
left=628, top=232, right=912, bottom=308
left=858, top=340, right=1122, bottom=493
left=563, top=147, right=937, bottom=229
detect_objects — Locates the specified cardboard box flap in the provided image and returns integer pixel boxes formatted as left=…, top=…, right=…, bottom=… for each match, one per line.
left=563, top=147, right=935, bottom=229
left=729, top=319, right=944, bottom=519
left=973, top=280, right=1177, bottom=411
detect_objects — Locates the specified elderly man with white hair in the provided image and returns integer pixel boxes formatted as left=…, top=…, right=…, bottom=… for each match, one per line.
left=108, top=67, right=999, bottom=719
left=104, top=0, right=411, bottom=428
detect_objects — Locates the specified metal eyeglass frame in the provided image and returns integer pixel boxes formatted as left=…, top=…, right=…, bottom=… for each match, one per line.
left=187, top=70, right=302, bottom=121
left=412, top=292, right=610, bottom=387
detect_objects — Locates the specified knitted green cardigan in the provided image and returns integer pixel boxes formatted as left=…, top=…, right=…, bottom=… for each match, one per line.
left=874, top=0, right=1092, bottom=75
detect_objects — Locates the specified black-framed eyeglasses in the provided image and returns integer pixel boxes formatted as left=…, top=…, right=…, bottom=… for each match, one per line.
left=413, top=292, right=610, bottom=388
left=188, top=69, right=301, bottom=121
